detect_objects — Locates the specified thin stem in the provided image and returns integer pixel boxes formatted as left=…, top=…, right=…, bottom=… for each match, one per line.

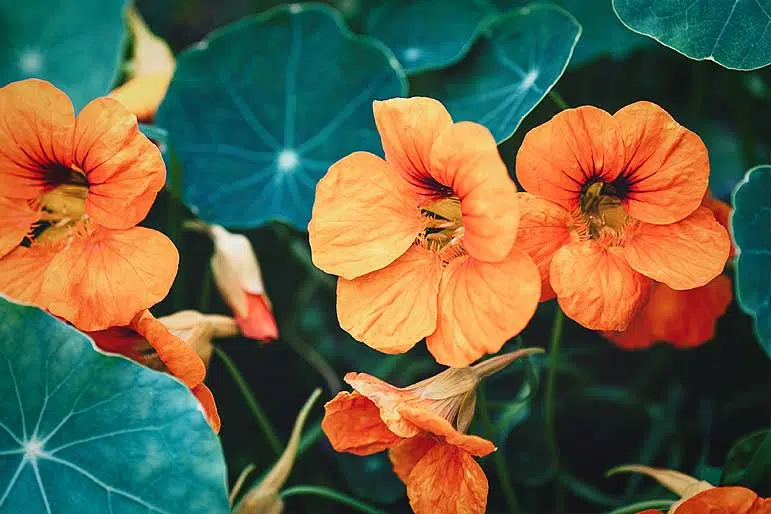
left=548, top=90, right=570, bottom=111
left=279, top=486, right=391, bottom=514
left=297, top=420, right=323, bottom=457
left=167, top=149, right=186, bottom=311
left=198, top=265, right=213, bottom=312
left=478, top=384, right=521, bottom=514
left=604, top=499, right=674, bottom=514
left=545, top=306, right=566, bottom=513
left=213, top=346, right=283, bottom=455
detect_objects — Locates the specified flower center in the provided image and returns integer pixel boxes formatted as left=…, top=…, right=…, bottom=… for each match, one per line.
left=34, top=166, right=90, bottom=245
left=416, top=197, right=465, bottom=263
left=577, top=181, right=630, bottom=243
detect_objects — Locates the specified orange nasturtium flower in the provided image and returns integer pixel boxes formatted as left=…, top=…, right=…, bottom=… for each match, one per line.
left=322, top=348, right=543, bottom=514
left=603, top=195, right=734, bottom=349
left=0, top=79, right=177, bottom=331
left=514, top=102, right=731, bottom=331
left=309, top=97, right=540, bottom=367
left=89, top=310, right=222, bottom=432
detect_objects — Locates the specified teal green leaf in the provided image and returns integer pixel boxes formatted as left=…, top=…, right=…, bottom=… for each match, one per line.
left=0, top=297, right=229, bottom=514
left=613, top=0, right=771, bottom=70
left=156, top=4, right=407, bottom=229
left=432, top=4, right=581, bottom=143
left=723, top=429, right=771, bottom=493
left=362, top=0, right=494, bottom=74
left=731, top=165, right=771, bottom=356
left=0, top=0, right=128, bottom=109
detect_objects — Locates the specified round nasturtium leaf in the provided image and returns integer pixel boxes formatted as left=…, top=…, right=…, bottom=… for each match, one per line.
left=432, top=4, right=581, bottom=143
left=0, top=0, right=128, bottom=110
left=156, top=3, right=407, bottom=230
left=362, top=0, right=494, bottom=74
left=0, top=297, right=229, bottom=514
left=613, top=0, right=771, bottom=70
left=731, top=165, right=771, bottom=357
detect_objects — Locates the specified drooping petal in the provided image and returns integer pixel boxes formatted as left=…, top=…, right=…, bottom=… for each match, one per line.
left=623, top=207, right=730, bottom=290
left=0, top=245, right=54, bottom=305
left=426, top=248, right=540, bottom=367
left=308, top=151, right=423, bottom=279
left=343, top=372, right=425, bottom=438
left=192, top=384, right=221, bottom=433
left=389, top=436, right=439, bottom=483
left=0, top=197, right=37, bottom=258
left=516, top=106, right=626, bottom=211
left=337, top=245, right=442, bottom=354
left=73, top=97, right=166, bottom=229
left=39, top=226, right=179, bottom=331
left=427, top=121, right=519, bottom=262
left=321, top=391, right=402, bottom=455
left=236, top=292, right=278, bottom=342
left=675, top=487, right=758, bottom=514
left=513, top=193, right=572, bottom=301
left=550, top=241, right=652, bottom=330
left=0, top=79, right=75, bottom=199
left=613, top=102, right=709, bottom=225
left=373, top=97, right=453, bottom=182
left=398, top=406, right=496, bottom=457
left=405, top=443, right=488, bottom=514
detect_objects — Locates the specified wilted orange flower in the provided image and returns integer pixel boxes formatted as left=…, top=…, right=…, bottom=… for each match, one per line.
left=322, top=348, right=542, bottom=514
left=0, top=79, right=177, bottom=331
left=515, top=102, right=731, bottom=330
left=309, top=97, right=540, bottom=366
left=89, top=310, right=221, bottom=432
left=603, top=195, right=734, bottom=349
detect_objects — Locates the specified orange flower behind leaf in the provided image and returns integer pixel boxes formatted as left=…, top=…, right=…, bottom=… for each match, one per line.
left=515, top=102, right=731, bottom=331
left=89, top=310, right=220, bottom=432
left=0, top=79, right=177, bottom=331
left=321, top=349, right=542, bottom=514
left=309, top=97, right=540, bottom=367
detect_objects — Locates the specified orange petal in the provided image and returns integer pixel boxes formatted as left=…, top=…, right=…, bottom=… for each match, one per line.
left=427, top=248, right=540, bottom=367
left=398, top=406, right=495, bottom=457
left=73, top=97, right=166, bottom=229
left=513, top=193, right=572, bottom=301
left=192, top=383, right=221, bottom=433
left=0, top=245, right=54, bottom=305
left=702, top=194, right=736, bottom=257
left=39, top=226, right=179, bottom=331
left=88, top=326, right=148, bottom=362
left=613, top=102, right=709, bottom=224
left=676, top=487, right=758, bottom=514
left=0, top=79, right=76, bottom=199
left=750, top=499, right=771, bottom=514
left=373, top=97, right=453, bottom=181
left=623, top=206, right=730, bottom=290
left=0, top=197, right=37, bottom=258
left=344, top=372, right=423, bottom=438
left=321, top=391, right=402, bottom=455
left=108, top=73, right=173, bottom=122
left=308, top=151, right=423, bottom=279
left=131, top=310, right=206, bottom=389
left=389, top=436, right=439, bottom=483
left=336, top=245, right=442, bottom=355
left=405, top=443, right=488, bottom=514
left=601, top=308, right=659, bottom=350
left=428, top=121, right=519, bottom=262
left=550, top=241, right=652, bottom=330
left=236, top=292, right=278, bottom=342
left=516, top=106, right=626, bottom=212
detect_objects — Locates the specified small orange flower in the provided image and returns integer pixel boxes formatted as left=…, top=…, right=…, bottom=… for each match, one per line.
left=603, top=195, right=734, bottom=349
left=635, top=488, right=770, bottom=514
left=89, top=310, right=221, bottom=432
left=321, top=349, right=542, bottom=514
left=515, top=102, right=731, bottom=330
left=0, top=79, right=177, bottom=331
left=309, top=97, right=540, bottom=367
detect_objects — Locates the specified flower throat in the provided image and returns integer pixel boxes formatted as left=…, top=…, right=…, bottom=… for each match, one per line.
left=33, top=166, right=90, bottom=246
left=416, top=197, right=465, bottom=263
left=577, top=181, right=631, bottom=243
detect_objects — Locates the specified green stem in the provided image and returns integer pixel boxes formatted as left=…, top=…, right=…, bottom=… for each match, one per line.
left=297, top=420, right=323, bottom=457
left=545, top=306, right=566, bottom=513
left=279, top=486, right=391, bottom=514
left=604, top=499, right=673, bottom=514
left=213, top=346, right=283, bottom=455
left=478, top=385, right=521, bottom=514
left=167, top=149, right=186, bottom=311
left=549, top=90, right=570, bottom=111
left=198, top=265, right=213, bottom=313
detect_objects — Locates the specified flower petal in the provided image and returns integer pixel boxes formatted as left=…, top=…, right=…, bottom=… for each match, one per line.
left=516, top=106, right=626, bottom=211
left=0, top=245, right=54, bottom=305
left=74, top=97, right=166, bottom=229
left=308, top=151, right=423, bottom=279
left=389, top=436, right=439, bottom=483
left=613, top=101, right=709, bottom=224
left=398, top=406, right=495, bottom=457
left=550, top=241, right=652, bottom=330
left=0, top=79, right=76, bottom=199
left=236, top=292, right=278, bottom=342
left=39, top=226, right=179, bottom=331
left=623, top=206, right=730, bottom=290
left=337, top=245, right=441, bottom=354
left=108, top=73, right=173, bottom=122
left=344, top=372, right=424, bottom=438
left=676, top=487, right=758, bottom=514
left=373, top=97, right=453, bottom=180
left=513, top=193, right=572, bottom=301
left=0, top=197, right=37, bottom=258
left=321, top=391, right=402, bottom=455
left=192, top=384, right=221, bottom=433
left=427, top=248, right=540, bottom=367
left=405, top=443, right=488, bottom=514
left=428, top=121, right=519, bottom=262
